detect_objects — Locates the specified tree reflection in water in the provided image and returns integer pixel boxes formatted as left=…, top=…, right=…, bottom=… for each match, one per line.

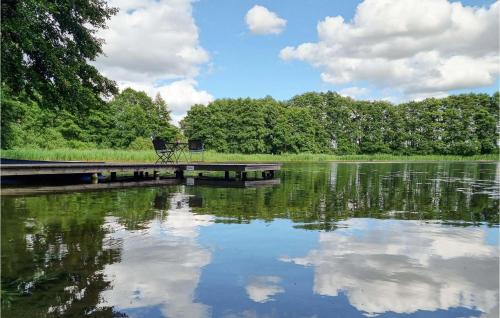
left=1, top=162, right=498, bottom=317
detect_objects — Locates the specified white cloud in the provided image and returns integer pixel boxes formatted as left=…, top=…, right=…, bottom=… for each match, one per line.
left=94, top=0, right=212, bottom=122
left=156, top=79, right=214, bottom=125
left=280, top=0, right=500, bottom=99
left=245, top=5, right=287, bottom=35
left=245, top=276, right=284, bottom=303
left=339, top=86, right=368, bottom=98
left=281, top=219, right=499, bottom=316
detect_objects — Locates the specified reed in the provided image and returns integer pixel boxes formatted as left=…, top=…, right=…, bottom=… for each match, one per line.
left=2, top=148, right=497, bottom=163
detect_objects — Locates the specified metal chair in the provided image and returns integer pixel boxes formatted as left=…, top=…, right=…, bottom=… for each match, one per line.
left=152, top=137, right=175, bottom=164
left=188, top=139, right=204, bottom=161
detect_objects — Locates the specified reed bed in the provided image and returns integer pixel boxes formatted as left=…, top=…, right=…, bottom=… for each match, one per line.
left=2, top=148, right=497, bottom=163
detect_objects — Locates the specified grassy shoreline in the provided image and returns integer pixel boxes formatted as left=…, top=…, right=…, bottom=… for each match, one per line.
left=1, top=148, right=498, bottom=163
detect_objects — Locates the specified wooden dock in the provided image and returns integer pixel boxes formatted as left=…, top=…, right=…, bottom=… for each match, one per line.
left=1, top=162, right=281, bottom=182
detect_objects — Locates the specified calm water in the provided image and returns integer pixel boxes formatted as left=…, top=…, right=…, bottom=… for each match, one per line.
left=2, top=162, right=499, bottom=318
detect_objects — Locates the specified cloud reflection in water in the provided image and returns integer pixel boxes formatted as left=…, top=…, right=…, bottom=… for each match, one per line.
left=99, top=193, right=214, bottom=318
left=281, top=219, right=499, bottom=317
left=245, top=276, right=284, bottom=303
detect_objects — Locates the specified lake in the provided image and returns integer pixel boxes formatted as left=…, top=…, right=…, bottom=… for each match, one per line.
left=1, top=162, right=499, bottom=318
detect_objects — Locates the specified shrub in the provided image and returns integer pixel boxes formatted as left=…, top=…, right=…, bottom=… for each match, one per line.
left=128, top=137, right=153, bottom=150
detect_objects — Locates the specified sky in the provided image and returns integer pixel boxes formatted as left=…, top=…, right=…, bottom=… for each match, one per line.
left=94, top=0, right=500, bottom=124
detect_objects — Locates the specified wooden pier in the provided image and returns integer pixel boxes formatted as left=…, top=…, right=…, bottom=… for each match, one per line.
left=1, top=162, right=281, bottom=182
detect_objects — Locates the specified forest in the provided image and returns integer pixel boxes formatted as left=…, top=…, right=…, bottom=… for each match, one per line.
left=1, top=86, right=180, bottom=150
left=182, top=92, right=499, bottom=155
left=2, top=87, right=499, bottom=156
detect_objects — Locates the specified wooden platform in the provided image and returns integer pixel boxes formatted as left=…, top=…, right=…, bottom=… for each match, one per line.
left=0, top=162, right=281, bottom=179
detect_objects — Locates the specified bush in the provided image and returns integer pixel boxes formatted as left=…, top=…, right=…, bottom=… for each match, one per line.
left=447, top=140, right=481, bottom=156
left=128, top=137, right=153, bottom=150
left=20, top=128, right=68, bottom=149
left=67, top=140, right=97, bottom=149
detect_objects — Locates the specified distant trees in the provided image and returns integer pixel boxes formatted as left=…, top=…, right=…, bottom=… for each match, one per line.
left=1, top=88, right=180, bottom=150
left=181, top=97, right=322, bottom=154
left=181, top=92, right=499, bottom=156
left=2, top=87, right=497, bottom=156
left=106, top=89, right=178, bottom=149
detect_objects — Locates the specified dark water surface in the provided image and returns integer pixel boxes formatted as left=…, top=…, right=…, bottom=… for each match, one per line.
left=2, top=162, right=499, bottom=318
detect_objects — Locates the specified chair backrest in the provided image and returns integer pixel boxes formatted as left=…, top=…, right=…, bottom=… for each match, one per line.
left=188, top=139, right=204, bottom=151
left=152, top=137, right=167, bottom=151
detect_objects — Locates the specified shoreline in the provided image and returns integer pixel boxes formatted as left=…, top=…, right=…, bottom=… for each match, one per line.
left=2, top=149, right=498, bottom=163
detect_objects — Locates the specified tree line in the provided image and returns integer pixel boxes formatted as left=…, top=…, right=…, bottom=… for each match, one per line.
left=182, top=92, right=499, bottom=155
left=2, top=87, right=498, bottom=156
left=1, top=87, right=180, bottom=150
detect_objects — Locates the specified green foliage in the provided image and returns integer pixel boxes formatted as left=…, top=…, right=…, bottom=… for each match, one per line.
left=181, top=92, right=499, bottom=156
left=107, top=88, right=178, bottom=148
left=128, top=137, right=154, bottom=151
left=1, top=86, right=178, bottom=150
left=2, top=84, right=498, bottom=158
left=1, top=0, right=118, bottom=110
left=180, top=97, right=323, bottom=154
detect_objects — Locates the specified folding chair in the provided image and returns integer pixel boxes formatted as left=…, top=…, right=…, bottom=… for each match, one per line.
left=188, top=139, right=204, bottom=162
left=152, top=137, right=175, bottom=164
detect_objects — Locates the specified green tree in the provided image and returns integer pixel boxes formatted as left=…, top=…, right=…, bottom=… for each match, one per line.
left=107, top=88, right=178, bottom=149
left=1, top=0, right=118, bottom=111
left=181, top=92, right=499, bottom=156
left=357, top=101, right=391, bottom=154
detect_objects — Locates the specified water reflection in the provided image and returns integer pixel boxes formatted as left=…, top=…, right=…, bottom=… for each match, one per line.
left=187, top=162, right=499, bottom=225
left=245, top=276, right=284, bottom=303
left=98, top=193, right=214, bottom=318
left=281, top=219, right=499, bottom=316
left=1, top=162, right=499, bottom=317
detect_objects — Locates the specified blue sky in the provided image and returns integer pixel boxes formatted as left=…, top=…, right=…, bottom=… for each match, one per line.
left=96, top=0, right=499, bottom=122
left=193, top=0, right=360, bottom=100
left=194, top=0, right=498, bottom=100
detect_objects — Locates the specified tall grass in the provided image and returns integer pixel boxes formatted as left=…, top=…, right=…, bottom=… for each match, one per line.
left=1, top=148, right=497, bottom=163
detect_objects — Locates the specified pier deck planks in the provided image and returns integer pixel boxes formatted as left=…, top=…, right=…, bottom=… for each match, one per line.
left=1, top=162, right=281, bottom=176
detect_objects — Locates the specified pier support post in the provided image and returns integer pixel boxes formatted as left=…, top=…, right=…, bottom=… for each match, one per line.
left=175, top=169, right=184, bottom=179
left=242, top=172, right=248, bottom=181
left=139, top=171, right=144, bottom=179
left=154, top=171, right=160, bottom=180
left=145, top=172, right=149, bottom=178
left=91, top=173, right=99, bottom=184
left=224, top=171, right=230, bottom=180
left=134, top=171, right=139, bottom=179
left=110, top=172, right=117, bottom=181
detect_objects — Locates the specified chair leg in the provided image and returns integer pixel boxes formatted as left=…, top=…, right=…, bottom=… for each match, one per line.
left=165, top=151, right=175, bottom=163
